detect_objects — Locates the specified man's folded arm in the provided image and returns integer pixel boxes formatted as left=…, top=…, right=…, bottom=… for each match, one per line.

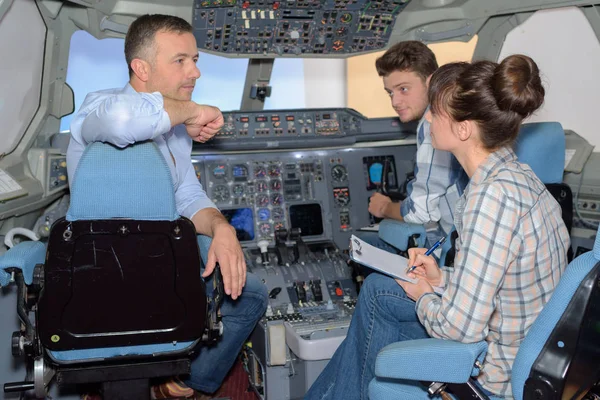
left=78, top=92, right=172, bottom=147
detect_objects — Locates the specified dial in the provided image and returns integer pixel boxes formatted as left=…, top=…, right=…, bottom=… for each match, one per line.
left=232, top=164, right=248, bottom=179
left=272, top=207, right=284, bottom=221
left=268, top=164, right=281, bottom=177
left=212, top=164, right=227, bottom=179
left=270, top=193, right=283, bottom=206
left=254, top=165, right=267, bottom=178
left=270, top=179, right=282, bottom=191
left=331, top=165, right=348, bottom=182
left=232, top=184, right=245, bottom=197
left=259, top=223, right=272, bottom=236
left=258, top=208, right=271, bottom=221
left=256, top=180, right=268, bottom=192
left=213, top=185, right=230, bottom=203
left=274, top=222, right=285, bottom=231
left=256, top=194, right=269, bottom=207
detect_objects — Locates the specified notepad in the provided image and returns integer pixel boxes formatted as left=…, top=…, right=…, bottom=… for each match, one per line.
left=350, top=234, right=444, bottom=294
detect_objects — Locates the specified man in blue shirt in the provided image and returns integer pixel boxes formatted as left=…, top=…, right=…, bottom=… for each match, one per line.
left=67, top=14, right=267, bottom=399
left=358, top=41, right=468, bottom=250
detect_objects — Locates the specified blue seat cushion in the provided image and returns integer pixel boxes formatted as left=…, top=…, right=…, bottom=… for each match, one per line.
left=67, top=142, right=178, bottom=221
left=514, top=122, right=565, bottom=184
left=47, top=341, right=197, bottom=363
left=378, top=219, right=427, bottom=251
left=0, top=241, right=46, bottom=286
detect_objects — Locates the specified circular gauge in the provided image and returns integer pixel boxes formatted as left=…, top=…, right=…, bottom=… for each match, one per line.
left=274, top=222, right=285, bottom=231
left=258, top=208, right=271, bottom=221
left=331, top=165, right=348, bottom=182
left=213, top=185, right=230, bottom=203
left=270, top=179, right=282, bottom=191
left=272, top=207, right=284, bottom=220
left=259, top=223, right=272, bottom=236
left=256, top=194, right=269, bottom=207
left=232, top=184, right=245, bottom=197
left=212, top=164, right=227, bottom=179
left=270, top=193, right=283, bottom=206
left=254, top=165, right=267, bottom=178
left=268, top=164, right=281, bottom=177
left=256, top=180, right=268, bottom=192
left=232, top=164, right=248, bottom=179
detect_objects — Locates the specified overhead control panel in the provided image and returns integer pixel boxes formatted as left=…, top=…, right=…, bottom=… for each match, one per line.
left=192, top=0, right=411, bottom=56
left=195, top=108, right=417, bottom=151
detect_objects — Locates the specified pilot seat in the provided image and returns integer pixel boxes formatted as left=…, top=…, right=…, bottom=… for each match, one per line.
left=369, top=223, right=600, bottom=399
left=1, top=141, right=224, bottom=399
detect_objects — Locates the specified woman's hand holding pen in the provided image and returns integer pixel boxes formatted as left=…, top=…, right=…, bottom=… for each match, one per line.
left=396, top=248, right=442, bottom=301
left=406, top=248, right=442, bottom=287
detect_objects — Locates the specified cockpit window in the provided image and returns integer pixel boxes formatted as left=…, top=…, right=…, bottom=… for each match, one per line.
left=60, top=30, right=307, bottom=132
left=264, top=58, right=306, bottom=110
left=0, top=0, right=45, bottom=156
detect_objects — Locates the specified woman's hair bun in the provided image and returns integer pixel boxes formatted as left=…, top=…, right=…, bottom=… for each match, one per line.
left=490, top=54, right=545, bottom=118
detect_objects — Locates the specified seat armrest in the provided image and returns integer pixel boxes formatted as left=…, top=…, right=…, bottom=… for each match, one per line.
left=375, top=338, right=488, bottom=383
left=0, top=241, right=46, bottom=286
left=379, top=220, right=427, bottom=251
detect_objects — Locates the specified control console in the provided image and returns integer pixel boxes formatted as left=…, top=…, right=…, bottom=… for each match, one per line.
left=192, top=0, right=412, bottom=56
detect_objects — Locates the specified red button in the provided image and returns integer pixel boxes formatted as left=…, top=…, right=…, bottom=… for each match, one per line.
left=335, top=287, right=343, bottom=296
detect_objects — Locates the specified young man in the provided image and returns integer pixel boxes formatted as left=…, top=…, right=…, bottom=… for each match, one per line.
left=66, top=14, right=268, bottom=398
left=357, top=41, right=467, bottom=251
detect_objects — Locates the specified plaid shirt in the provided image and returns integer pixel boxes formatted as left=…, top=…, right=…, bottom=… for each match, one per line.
left=416, top=147, right=570, bottom=398
left=400, top=113, right=468, bottom=246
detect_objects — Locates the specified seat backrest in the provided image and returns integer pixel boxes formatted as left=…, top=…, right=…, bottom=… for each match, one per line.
left=38, top=142, right=207, bottom=353
left=67, top=141, right=179, bottom=221
left=514, top=121, right=565, bottom=184
left=511, top=226, right=600, bottom=399
left=514, top=121, right=574, bottom=258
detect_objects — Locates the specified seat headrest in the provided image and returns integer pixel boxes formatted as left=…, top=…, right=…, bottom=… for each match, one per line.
left=66, top=142, right=179, bottom=221
left=514, top=122, right=565, bottom=184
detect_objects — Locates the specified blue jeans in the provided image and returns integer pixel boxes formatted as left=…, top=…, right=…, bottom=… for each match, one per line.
left=304, top=273, right=429, bottom=400
left=184, top=272, right=268, bottom=393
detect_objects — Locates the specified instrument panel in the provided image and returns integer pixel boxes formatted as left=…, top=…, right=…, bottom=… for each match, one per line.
left=192, top=0, right=412, bottom=56
left=193, top=145, right=414, bottom=249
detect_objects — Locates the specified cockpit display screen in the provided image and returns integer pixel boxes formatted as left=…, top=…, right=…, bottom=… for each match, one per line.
left=221, top=208, right=255, bottom=241
left=289, top=203, right=324, bottom=236
left=362, top=155, right=398, bottom=191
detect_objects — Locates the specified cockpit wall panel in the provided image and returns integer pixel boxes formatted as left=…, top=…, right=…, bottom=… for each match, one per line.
left=0, top=0, right=45, bottom=157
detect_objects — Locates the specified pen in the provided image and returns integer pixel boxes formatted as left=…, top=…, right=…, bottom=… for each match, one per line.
left=407, top=236, right=447, bottom=274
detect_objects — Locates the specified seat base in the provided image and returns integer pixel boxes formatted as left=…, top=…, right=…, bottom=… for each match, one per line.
left=56, top=358, right=191, bottom=399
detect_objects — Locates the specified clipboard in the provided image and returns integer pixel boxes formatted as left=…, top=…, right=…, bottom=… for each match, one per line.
left=350, top=235, right=443, bottom=294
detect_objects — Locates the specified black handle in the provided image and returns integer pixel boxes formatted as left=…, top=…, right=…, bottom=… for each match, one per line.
left=4, top=381, right=34, bottom=393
